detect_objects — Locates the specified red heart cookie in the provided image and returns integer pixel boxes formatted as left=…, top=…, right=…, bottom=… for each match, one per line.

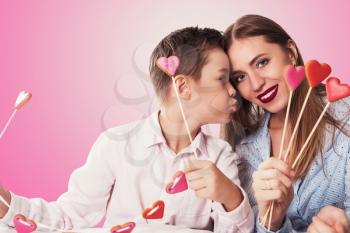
left=13, top=214, right=37, bottom=233
left=166, top=171, right=188, bottom=194
left=326, top=77, right=350, bottom=102
left=142, top=200, right=165, bottom=219
left=305, top=60, right=331, bottom=87
left=110, top=221, right=136, bottom=233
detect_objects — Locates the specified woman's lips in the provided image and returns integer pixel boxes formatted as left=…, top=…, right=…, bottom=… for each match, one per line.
left=257, top=84, right=279, bottom=104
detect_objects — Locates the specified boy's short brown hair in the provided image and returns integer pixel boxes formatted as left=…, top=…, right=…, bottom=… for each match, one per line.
left=149, top=27, right=225, bottom=100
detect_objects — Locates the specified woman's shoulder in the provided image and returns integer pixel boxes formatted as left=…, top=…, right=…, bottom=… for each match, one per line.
left=320, top=96, right=350, bottom=161
left=327, top=96, right=350, bottom=122
left=324, top=96, right=350, bottom=140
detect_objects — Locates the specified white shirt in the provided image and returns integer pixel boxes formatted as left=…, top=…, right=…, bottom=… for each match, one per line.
left=1, top=111, right=254, bottom=233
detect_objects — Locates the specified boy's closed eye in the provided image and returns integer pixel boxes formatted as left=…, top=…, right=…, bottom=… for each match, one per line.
left=217, top=69, right=230, bottom=83
left=218, top=75, right=229, bottom=83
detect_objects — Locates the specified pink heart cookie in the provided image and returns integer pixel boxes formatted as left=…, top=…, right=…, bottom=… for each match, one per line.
left=13, top=214, right=37, bottom=233
left=166, top=171, right=188, bottom=194
left=284, top=65, right=305, bottom=91
left=156, top=56, right=180, bottom=77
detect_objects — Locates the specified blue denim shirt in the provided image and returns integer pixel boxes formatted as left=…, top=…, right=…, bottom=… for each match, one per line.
left=235, top=97, right=350, bottom=232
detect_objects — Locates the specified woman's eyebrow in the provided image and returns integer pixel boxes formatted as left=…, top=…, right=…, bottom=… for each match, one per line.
left=249, top=53, right=267, bottom=66
left=232, top=53, right=268, bottom=75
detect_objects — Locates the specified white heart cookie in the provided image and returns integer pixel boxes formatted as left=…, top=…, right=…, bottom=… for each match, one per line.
left=15, top=91, right=32, bottom=110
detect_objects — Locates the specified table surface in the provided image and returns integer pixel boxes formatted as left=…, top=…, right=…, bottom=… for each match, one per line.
left=0, top=223, right=213, bottom=233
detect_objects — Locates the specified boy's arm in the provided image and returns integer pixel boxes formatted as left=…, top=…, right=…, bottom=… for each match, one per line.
left=210, top=143, right=254, bottom=233
left=0, top=133, right=116, bottom=231
left=0, top=186, right=11, bottom=218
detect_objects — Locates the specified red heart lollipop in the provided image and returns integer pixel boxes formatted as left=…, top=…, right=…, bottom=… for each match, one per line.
left=305, top=60, right=331, bottom=87
left=326, top=77, right=350, bottom=102
left=142, top=200, right=165, bottom=220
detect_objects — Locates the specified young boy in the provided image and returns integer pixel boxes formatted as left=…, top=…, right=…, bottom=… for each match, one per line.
left=0, top=27, right=253, bottom=232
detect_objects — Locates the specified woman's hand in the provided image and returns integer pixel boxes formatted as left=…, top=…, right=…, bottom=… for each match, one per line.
left=0, top=185, right=11, bottom=219
left=252, top=157, right=295, bottom=231
left=185, top=160, right=243, bottom=212
left=307, top=206, right=350, bottom=233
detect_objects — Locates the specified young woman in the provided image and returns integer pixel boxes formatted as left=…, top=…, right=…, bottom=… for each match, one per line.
left=222, top=14, right=350, bottom=232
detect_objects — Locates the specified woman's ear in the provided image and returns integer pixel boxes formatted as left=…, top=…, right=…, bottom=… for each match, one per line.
left=287, top=39, right=298, bottom=65
left=173, top=75, right=191, bottom=100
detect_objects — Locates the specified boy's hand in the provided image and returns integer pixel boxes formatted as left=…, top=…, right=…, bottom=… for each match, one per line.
left=184, top=160, right=242, bottom=212
left=307, top=206, right=350, bottom=233
left=0, top=185, right=11, bottom=219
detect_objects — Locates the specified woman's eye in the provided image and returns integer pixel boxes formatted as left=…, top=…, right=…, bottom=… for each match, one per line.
left=256, top=58, right=269, bottom=68
left=235, top=74, right=245, bottom=83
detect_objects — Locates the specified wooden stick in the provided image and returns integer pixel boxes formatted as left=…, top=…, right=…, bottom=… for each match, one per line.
left=268, top=201, right=275, bottom=230
left=267, top=91, right=292, bottom=230
left=284, top=87, right=312, bottom=162
left=278, top=91, right=293, bottom=160
left=0, top=194, right=10, bottom=208
left=171, top=76, right=198, bottom=159
left=0, top=109, right=17, bottom=139
left=261, top=204, right=273, bottom=226
left=292, top=102, right=331, bottom=169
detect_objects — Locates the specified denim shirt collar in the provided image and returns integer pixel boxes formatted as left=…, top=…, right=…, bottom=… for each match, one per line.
left=239, top=111, right=271, bottom=144
left=239, top=111, right=272, bottom=161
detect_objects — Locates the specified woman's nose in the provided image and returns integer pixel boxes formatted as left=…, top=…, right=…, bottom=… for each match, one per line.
left=250, top=73, right=265, bottom=92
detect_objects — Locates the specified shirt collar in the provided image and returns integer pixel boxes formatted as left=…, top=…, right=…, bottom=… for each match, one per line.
left=142, top=111, right=208, bottom=158
left=178, top=131, right=208, bottom=157
left=238, top=111, right=273, bottom=161
left=142, top=111, right=166, bottom=148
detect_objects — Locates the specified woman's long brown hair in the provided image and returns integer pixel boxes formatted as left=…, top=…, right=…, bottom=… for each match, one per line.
left=222, top=15, right=349, bottom=178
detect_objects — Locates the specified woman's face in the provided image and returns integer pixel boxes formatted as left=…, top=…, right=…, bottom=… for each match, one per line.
left=227, top=36, right=295, bottom=114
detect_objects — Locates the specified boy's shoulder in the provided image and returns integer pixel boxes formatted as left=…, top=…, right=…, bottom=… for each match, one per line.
left=98, top=114, right=154, bottom=144
left=202, top=131, right=236, bottom=158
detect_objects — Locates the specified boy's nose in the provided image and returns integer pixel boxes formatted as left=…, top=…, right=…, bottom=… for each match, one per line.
left=226, top=82, right=236, bottom=97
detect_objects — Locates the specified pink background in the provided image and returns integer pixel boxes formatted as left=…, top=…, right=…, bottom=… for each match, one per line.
left=1, top=0, right=349, bottom=202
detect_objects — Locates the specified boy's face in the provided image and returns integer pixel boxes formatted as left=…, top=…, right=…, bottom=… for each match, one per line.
left=189, top=48, right=238, bottom=124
